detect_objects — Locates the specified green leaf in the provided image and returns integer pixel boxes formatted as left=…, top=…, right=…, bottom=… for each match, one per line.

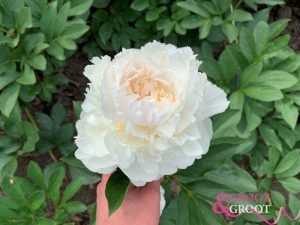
left=72, top=101, right=82, bottom=119
left=221, top=23, right=238, bottom=43
left=62, top=177, right=84, bottom=203
left=64, top=23, right=89, bottom=39
left=176, top=191, right=189, bottom=225
left=277, top=124, right=296, bottom=148
left=176, top=1, right=210, bottom=17
left=263, top=35, right=290, bottom=60
left=245, top=103, right=261, bottom=131
left=29, top=190, right=45, bottom=210
left=218, top=47, right=238, bottom=82
left=0, top=70, right=20, bottom=90
left=93, top=0, right=110, bottom=8
left=274, top=55, right=300, bottom=73
left=26, top=55, right=47, bottom=71
left=51, top=102, right=65, bottom=125
left=24, top=33, right=48, bottom=55
left=289, top=194, right=300, bottom=216
left=270, top=191, right=285, bottom=208
left=240, top=62, right=263, bottom=86
left=213, top=109, right=241, bottom=138
left=105, top=170, right=130, bottom=216
left=253, top=0, right=284, bottom=6
left=64, top=201, right=87, bottom=214
left=145, top=7, right=166, bottom=22
left=37, top=218, right=57, bottom=225
left=70, top=166, right=100, bottom=185
left=275, top=150, right=300, bottom=174
left=0, top=83, right=20, bottom=117
left=98, top=22, right=113, bottom=44
left=28, top=161, right=46, bottom=189
left=48, top=167, right=65, bottom=205
left=68, top=0, right=93, bottom=16
left=229, top=91, right=244, bottom=110
left=17, top=64, right=36, bottom=85
left=1, top=176, right=26, bottom=202
left=176, top=191, right=224, bottom=225
left=200, top=59, right=222, bottom=81
left=188, top=196, right=224, bottom=225
left=269, top=19, right=289, bottom=38
left=239, top=27, right=255, bottom=62
left=36, top=113, right=53, bottom=131
left=227, top=9, right=253, bottom=22
left=56, top=123, right=74, bottom=144
left=57, top=37, right=77, bottom=50
left=279, top=177, right=300, bottom=193
left=253, top=21, right=270, bottom=55
left=1, top=0, right=24, bottom=12
left=130, top=0, right=149, bottom=11
left=276, top=157, right=300, bottom=179
left=275, top=100, right=298, bottom=130
left=16, top=7, right=32, bottom=33
left=199, top=20, right=212, bottom=39
left=243, top=84, right=283, bottom=102
left=40, top=1, right=57, bottom=40
left=181, top=16, right=203, bottom=29
left=267, top=147, right=281, bottom=174
left=259, top=124, right=282, bottom=151
left=0, top=158, right=17, bottom=181
left=47, top=42, right=65, bottom=60
left=203, top=164, right=257, bottom=192
left=256, top=71, right=297, bottom=90
left=22, top=121, right=39, bottom=153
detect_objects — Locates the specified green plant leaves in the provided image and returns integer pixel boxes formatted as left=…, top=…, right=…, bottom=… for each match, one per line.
left=64, top=201, right=87, bottom=214
left=26, top=55, right=47, bottom=71
left=275, top=100, right=299, bottom=129
left=240, top=62, right=263, bottom=86
left=48, top=167, right=65, bottom=205
left=0, top=83, right=20, bottom=116
left=259, top=124, right=282, bottom=151
left=64, top=23, right=89, bottom=39
left=29, top=190, right=45, bottom=209
left=176, top=190, right=225, bottom=225
left=256, top=71, right=297, bottom=90
left=68, top=0, right=93, bottom=16
left=243, top=84, right=283, bottom=102
left=62, top=177, right=84, bottom=203
left=105, top=170, right=130, bottom=216
left=279, top=177, right=300, bottom=193
left=253, top=21, right=270, bottom=55
left=227, top=9, right=253, bottom=22
left=203, top=163, right=257, bottom=192
left=274, top=150, right=300, bottom=174
left=130, top=0, right=149, bottom=11
left=28, top=161, right=46, bottom=189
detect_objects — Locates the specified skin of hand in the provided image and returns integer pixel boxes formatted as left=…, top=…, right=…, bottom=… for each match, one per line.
left=96, top=174, right=161, bottom=225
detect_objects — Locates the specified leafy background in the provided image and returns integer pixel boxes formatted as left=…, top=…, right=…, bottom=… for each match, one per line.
left=0, top=0, right=300, bottom=224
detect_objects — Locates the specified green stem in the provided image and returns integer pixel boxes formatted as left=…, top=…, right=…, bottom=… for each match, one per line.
left=49, top=150, right=58, bottom=162
left=24, top=107, right=39, bottom=131
left=0, top=27, right=8, bottom=33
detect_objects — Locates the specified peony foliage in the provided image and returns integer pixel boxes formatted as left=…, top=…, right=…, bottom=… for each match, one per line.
left=0, top=0, right=300, bottom=224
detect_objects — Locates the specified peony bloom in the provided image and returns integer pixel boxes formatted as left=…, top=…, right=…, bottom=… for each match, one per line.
left=75, top=41, right=229, bottom=186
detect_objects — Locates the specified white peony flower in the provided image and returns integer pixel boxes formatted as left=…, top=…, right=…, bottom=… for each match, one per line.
left=75, top=41, right=229, bottom=186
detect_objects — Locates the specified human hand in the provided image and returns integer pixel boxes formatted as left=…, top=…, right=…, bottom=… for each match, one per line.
left=96, top=174, right=162, bottom=225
